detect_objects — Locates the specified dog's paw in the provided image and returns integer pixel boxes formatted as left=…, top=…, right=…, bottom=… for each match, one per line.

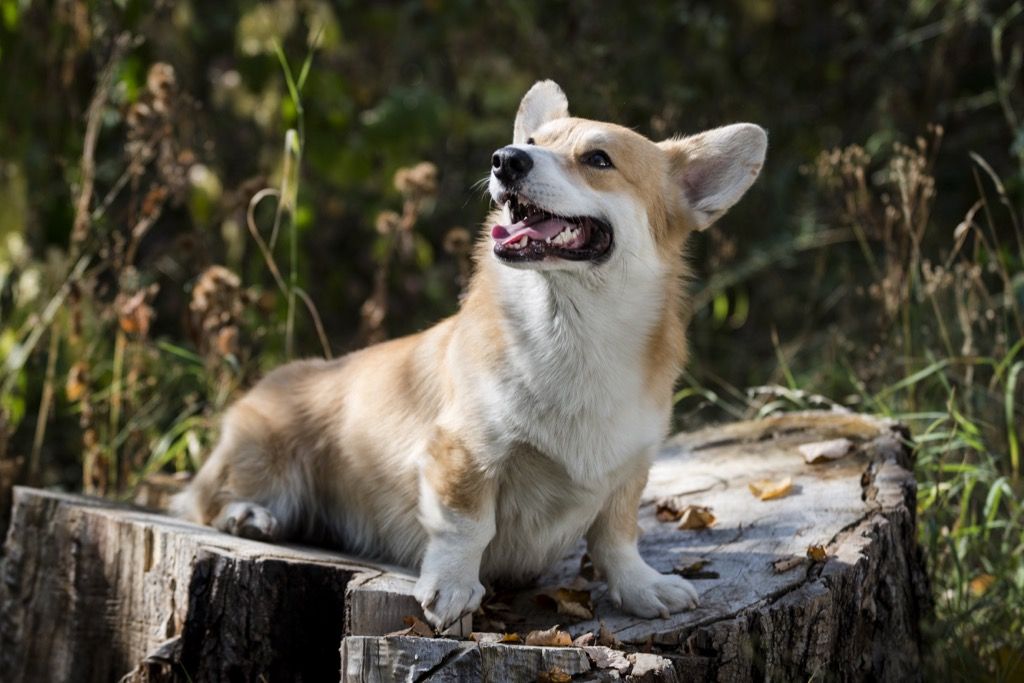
left=609, top=566, right=699, bottom=619
left=414, top=571, right=485, bottom=630
left=214, top=501, right=280, bottom=541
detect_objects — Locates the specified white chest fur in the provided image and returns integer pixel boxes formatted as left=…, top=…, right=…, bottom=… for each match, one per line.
left=493, top=266, right=669, bottom=477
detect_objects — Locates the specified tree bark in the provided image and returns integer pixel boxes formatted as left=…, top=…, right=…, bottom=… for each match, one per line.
left=0, top=411, right=928, bottom=682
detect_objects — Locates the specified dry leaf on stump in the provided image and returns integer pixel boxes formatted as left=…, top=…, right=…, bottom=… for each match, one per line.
left=672, top=558, right=719, bottom=579
left=525, top=625, right=573, bottom=647
left=470, top=632, right=522, bottom=644
left=597, top=620, right=622, bottom=649
left=655, top=499, right=683, bottom=522
left=572, top=632, right=595, bottom=647
left=806, top=545, right=828, bottom=562
left=656, top=499, right=716, bottom=529
left=749, top=477, right=793, bottom=500
left=535, top=587, right=594, bottom=620
left=677, top=505, right=716, bottom=530
left=799, top=438, right=854, bottom=464
left=387, top=615, right=435, bottom=638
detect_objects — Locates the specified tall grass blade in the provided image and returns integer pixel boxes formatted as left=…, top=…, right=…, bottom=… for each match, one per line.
left=1006, top=361, right=1023, bottom=478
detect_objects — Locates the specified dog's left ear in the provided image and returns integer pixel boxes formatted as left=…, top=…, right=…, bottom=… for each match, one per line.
left=513, top=80, right=570, bottom=144
left=659, top=124, right=767, bottom=230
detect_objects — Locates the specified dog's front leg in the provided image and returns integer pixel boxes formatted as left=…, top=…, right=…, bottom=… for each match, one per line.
left=586, top=466, right=699, bottom=618
left=414, top=429, right=496, bottom=629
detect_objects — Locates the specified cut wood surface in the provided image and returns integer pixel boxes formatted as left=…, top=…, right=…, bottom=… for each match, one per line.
left=0, top=411, right=928, bottom=682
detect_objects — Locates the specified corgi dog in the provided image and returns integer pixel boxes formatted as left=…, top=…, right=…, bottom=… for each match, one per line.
left=173, top=80, right=766, bottom=629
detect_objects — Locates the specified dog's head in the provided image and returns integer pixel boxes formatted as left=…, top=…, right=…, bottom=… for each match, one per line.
left=488, top=80, right=766, bottom=272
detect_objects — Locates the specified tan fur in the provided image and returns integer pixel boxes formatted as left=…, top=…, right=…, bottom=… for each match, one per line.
left=586, top=464, right=649, bottom=550
left=426, top=428, right=488, bottom=514
left=174, top=81, right=765, bottom=626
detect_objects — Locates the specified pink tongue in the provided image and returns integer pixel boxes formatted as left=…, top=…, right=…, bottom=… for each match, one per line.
left=491, top=215, right=568, bottom=245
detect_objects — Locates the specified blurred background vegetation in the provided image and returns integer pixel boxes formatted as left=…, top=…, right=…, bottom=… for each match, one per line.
left=0, top=0, right=1021, bottom=678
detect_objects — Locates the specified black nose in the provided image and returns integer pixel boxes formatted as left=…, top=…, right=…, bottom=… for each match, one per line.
left=491, top=146, right=533, bottom=185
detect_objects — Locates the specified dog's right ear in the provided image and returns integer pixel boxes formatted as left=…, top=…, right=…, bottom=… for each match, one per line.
left=659, top=124, right=767, bottom=231
left=513, top=80, right=569, bottom=144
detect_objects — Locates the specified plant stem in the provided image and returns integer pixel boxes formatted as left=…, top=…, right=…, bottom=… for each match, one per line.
left=109, top=329, right=126, bottom=492
left=27, top=326, right=60, bottom=485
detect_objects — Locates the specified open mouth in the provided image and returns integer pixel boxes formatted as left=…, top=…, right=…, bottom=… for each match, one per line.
left=491, top=195, right=613, bottom=263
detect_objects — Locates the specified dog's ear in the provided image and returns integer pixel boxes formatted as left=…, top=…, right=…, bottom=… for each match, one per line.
left=513, top=80, right=570, bottom=144
left=659, top=124, right=767, bottom=230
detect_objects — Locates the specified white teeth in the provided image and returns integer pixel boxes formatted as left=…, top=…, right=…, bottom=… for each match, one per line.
left=550, top=229, right=572, bottom=246
left=532, top=225, right=586, bottom=249
left=510, top=236, right=527, bottom=249
left=549, top=227, right=581, bottom=247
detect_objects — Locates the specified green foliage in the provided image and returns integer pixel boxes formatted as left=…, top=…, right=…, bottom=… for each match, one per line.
left=0, top=0, right=1022, bottom=678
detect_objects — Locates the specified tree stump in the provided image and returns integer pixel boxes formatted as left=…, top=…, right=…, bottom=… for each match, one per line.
left=0, top=411, right=928, bottom=682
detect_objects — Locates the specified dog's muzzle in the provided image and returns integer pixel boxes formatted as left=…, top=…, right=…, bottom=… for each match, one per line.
left=491, top=146, right=533, bottom=186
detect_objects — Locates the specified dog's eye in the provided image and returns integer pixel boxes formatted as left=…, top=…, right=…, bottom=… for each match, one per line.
left=526, top=137, right=535, bottom=145
left=582, top=150, right=613, bottom=169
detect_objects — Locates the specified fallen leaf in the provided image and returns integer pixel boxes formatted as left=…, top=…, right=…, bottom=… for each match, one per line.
left=469, top=631, right=523, bottom=645
left=672, top=558, right=720, bottom=579
left=799, top=438, right=854, bottom=464
left=572, top=632, right=595, bottom=647
left=538, top=667, right=572, bottom=683
left=969, top=573, right=995, bottom=597
left=525, top=625, right=573, bottom=647
left=597, top=620, right=622, bottom=649
left=749, top=477, right=793, bottom=501
left=772, top=556, right=805, bottom=573
left=675, top=558, right=708, bottom=573
left=677, top=506, right=716, bottom=530
left=806, top=545, right=828, bottom=562
left=655, top=499, right=683, bottom=522
left=656, top=499, right=716, bottom=529
left=402, top=615, right=434, bottom=637
left=536, top=588, right=594, bottom=620
left=385, top=616, right=434, bottom=638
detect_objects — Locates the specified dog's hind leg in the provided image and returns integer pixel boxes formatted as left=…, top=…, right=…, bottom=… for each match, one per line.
left=213, top=500, right=280, bottom=541
left=171, top=402, right=306, bottom=542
